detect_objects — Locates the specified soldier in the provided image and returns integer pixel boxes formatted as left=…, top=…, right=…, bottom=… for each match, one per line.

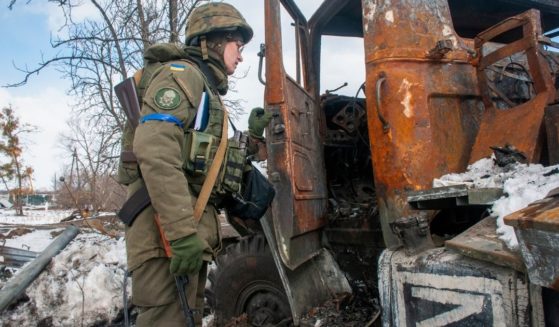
left=124, top=3, right=271, bottom=326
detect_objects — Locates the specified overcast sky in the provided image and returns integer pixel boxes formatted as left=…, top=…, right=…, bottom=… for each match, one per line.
left=0, top=0, right=365, bottom=191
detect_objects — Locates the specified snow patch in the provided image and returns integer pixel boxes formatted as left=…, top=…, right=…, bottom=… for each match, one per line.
left=3, top=233, right=129, bottom=326
left=435, top=158, right=559, bottom=250
left=4, top=229, right=63, bottom=252
left=0, top=209, right=73, bottom=225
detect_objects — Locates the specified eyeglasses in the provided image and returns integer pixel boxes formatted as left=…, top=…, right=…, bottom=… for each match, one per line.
left=235, top=40, right=245, bottom=54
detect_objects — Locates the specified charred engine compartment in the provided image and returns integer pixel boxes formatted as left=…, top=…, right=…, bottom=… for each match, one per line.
left=320, top=92, right=384, bottom=321
left=322, top=93, right=377, bottom=232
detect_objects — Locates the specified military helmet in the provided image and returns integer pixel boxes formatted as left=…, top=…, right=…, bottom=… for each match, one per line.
left=185, top=2, right=253, bottom=45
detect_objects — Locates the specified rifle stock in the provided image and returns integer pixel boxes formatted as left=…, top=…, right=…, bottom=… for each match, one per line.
left=115, top=77, right=141, bottom=128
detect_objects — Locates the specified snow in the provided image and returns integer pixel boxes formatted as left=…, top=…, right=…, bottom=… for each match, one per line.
left=434, top=158, right=559, bottom=250
left=0, top=209, right=73, bottom=225
left=0, top=209, right=216, bottom=326
left=2, top=232, right=129, bottom=326
left=0, top=208, right=128, bottom=326
left=3, top=229, right=63, bottom=252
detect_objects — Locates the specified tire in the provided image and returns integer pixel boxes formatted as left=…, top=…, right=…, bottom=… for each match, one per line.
left=207, top=234, right=291, bottom=326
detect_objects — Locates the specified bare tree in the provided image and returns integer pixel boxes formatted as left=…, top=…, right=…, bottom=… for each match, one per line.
left=57, top=116, right=122, bottom=211
left=0, top=105, right=36, bottom=215
left=7, top=0, right=248, bottom=203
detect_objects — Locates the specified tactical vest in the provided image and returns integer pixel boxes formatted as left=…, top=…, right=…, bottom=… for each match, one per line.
left=117, top=59, right=246, bottom=205
left=179, top=60, right=247, bottom=203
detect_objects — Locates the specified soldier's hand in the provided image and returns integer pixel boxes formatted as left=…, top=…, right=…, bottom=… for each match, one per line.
left=169, top=233, right=205, bottom=276
left=248, top=107, right=273, bottom=140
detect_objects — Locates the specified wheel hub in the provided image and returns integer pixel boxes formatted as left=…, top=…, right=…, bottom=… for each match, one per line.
left=246, top=292, right=287, bottom=326
left=236, top=282, right=290, bottom=326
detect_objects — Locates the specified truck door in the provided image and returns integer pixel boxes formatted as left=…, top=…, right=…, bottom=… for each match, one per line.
left=264, top=0, right=327, bottom=269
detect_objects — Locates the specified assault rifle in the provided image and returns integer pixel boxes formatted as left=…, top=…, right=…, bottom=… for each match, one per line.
left=114, top=77, right=141, bottom=129
left=114, top=77, right=140, bottom=165
left=114, top=77, right=149, bottom=226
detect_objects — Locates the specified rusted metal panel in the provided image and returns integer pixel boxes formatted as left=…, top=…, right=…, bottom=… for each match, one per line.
left=267, top=80, right=329, bottom=269
left=265, top=0, right=328, bottom=269
left=470, top=9, right=556, bottom=163
left=362, top=0, right=482, bottom=247
left=545, top=105, right=559, bottom=165
left=504, top=190, right=559, bottom=291
left=264, top=0, right=285, bottom=105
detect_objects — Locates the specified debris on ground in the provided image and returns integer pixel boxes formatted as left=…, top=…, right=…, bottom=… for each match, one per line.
left=490, top=144, right=527, bottom=167
left=301, top=293, right=380, bottom=327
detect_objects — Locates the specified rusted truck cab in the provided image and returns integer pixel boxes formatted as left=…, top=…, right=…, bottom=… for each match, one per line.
left=208, top=0, right=559, bottom=325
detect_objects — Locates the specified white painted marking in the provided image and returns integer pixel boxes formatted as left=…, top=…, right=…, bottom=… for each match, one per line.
left=398, top=79, right=414, bottom=118
left=395, top=272, right=506, bottom=327
left=362, top=0, right=377, bottom=33
left=442, top=25, right=453, bottom=36
left=385, top=10, right=394, bottom=24
left=442, top=24, right=458, bottom=48
left=412, top=287, right=484, bottom=327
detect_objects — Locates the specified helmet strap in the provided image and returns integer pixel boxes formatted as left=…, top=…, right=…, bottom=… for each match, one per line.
left=200, top=35, right=209, bottom=61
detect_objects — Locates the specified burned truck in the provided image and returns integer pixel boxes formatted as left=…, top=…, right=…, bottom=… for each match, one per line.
left=207, top=0, right=559, bottom=326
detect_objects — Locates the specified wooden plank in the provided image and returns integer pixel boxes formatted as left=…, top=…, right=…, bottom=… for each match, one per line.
left=504, top=189, right=559, bottom=232
left=446, top=217, right=525, bottom=272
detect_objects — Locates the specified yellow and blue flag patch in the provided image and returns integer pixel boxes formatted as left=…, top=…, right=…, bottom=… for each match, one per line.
left=170, top=63, right=186, bottom=72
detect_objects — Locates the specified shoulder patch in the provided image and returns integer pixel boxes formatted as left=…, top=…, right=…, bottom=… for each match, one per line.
left=170, top=63, right=186, bottom=72
left=154, top=87, right=182, bottom=110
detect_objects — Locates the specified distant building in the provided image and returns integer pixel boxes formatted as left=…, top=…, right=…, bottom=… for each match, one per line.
left=23, top=194, right=52, bottom=207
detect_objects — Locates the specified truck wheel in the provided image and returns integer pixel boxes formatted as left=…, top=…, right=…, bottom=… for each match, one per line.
left=207, top=234, right=291, bottom=326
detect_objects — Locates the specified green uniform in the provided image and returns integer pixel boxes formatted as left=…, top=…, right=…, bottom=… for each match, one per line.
left=125, top=45, right=230, bottom=326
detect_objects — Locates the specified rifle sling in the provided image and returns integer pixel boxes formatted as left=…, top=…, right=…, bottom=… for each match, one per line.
left=189, top=57, right=218, bottom=94
left=120, top=151, right=137, bottom=164
left=117, top=183, right=151, bottom=226
left=193, top=109, right=228, bottom=222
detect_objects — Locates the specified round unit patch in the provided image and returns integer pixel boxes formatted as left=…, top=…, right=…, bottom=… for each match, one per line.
left=154, top=87, right=181, bottom=110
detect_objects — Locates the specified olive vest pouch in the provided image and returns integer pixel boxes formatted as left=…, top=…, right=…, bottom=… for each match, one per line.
left=218, top=131, right=248, bottom=195
left=184, top=130, right=218, bottom=175
left=184, top=130, right=247, bottom=197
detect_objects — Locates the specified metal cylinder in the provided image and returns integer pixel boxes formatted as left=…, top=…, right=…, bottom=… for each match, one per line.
left=362, top=0, right=482, bottom=247
left=0, top=225, right=80, bottom=312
